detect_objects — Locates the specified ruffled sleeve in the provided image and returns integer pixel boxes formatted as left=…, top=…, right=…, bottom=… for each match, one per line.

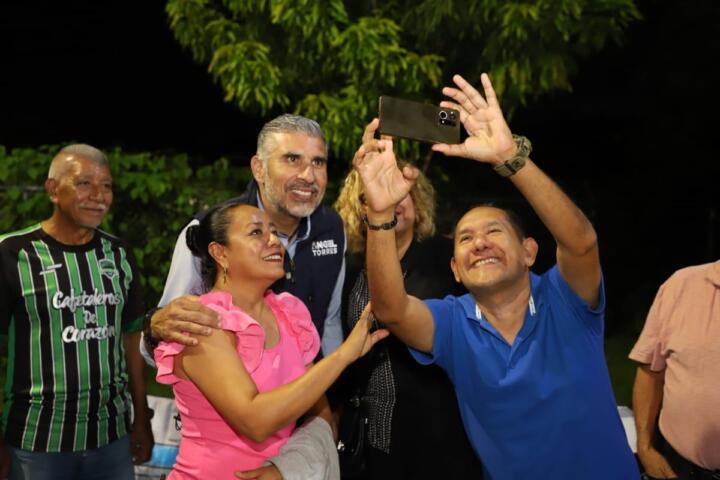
left=154, top=291, right=266, bottom=385
left=268, top=292, right=321, bottom=364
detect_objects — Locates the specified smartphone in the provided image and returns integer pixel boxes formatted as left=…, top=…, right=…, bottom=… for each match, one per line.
left=378, top=96, right=460, bottom=144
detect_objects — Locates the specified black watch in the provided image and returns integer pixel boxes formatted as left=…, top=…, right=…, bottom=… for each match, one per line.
left=143, top=307, right=161, bottom=350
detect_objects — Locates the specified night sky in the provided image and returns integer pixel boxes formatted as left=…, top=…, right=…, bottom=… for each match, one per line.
left=1, top=0, right=718, bottom=330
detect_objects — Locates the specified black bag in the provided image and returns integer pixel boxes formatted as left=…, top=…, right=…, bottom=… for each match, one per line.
left=337, top=343, right=378, bottom=479
left=336, top=392, right=369, bottom=479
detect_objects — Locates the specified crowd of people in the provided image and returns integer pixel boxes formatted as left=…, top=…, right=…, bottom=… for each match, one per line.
left=0, top=72, right=717, bottom=480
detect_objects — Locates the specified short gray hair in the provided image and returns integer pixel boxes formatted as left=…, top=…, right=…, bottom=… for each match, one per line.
left=48, top=144, right=108, bottom=180
left=256, top=114, right=327, bottom=164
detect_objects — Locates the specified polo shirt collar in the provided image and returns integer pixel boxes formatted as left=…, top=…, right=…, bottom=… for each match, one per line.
left=461, top=270, right=544, bottom=347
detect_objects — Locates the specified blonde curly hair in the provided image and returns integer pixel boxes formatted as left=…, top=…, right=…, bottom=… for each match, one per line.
left=334, top=161, right=436, bottom=254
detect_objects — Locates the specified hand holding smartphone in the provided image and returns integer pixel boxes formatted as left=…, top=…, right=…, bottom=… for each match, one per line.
left=377, top=96, right=460, bottom=144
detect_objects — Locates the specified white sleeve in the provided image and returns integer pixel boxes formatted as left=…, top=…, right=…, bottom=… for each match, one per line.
left=267, top=417, right=340, bottom=480
left=320, top=259, right=344, bottom=356
left=139, top=220, right=204, bottom=366
left=320, top=230, right=347, bottom=356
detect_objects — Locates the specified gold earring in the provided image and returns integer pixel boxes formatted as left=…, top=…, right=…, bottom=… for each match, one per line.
left=223, top=266, right=228, bottom=284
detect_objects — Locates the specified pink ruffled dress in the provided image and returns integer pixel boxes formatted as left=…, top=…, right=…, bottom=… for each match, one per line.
left=154, top=290, right=321, bottom=480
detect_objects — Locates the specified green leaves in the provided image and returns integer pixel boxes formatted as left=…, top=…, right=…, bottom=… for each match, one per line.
left=165, top=0, right=639, bottom=170
left=166, top=0, right=447, bottom=162
left=210, top=41, right=289, bottom=111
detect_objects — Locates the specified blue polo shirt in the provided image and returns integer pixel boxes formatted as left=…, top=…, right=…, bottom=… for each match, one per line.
left=410, top=266, right=639, bottom=480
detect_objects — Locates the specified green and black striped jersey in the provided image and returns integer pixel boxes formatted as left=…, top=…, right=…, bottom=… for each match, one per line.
left=0, top=224, right=145, bottom=452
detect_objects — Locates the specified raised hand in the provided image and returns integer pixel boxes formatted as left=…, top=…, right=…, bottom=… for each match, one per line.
left=352, top=119, right=419, bottom=214
left=432, top=73, right=517, bottom=165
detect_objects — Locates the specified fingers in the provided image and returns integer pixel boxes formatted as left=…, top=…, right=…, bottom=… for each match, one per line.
left=170, top=319, right=215, bottom=336
left=401, top=165, right=420, bottom=182
left=442, top=73, right=500, bottom=115
left=352, top=144, right=367, bottom=169
left=235, top=469, right=260, bottom=478
left=359, top=304, right=373, bottom=325
left=362, top=118, right=379, bottom=143
left=132, top=447, right=152, bottom=465
left=479, top=73, right=500, bottom=109
left=352, top=138, right=391, bottom=170
left=446, top=74, right=488, bottom=112
left=354, top=304, right=373, bottom=332
left=359, top=326, right=389, bottom=357
left=235, top=466, right=280, bottom=479
left=660, top=464, right=677, bottom=478
left=170, top=297, right=222, bottom=327
left=431, top=142, right=471, bottom=159
left=369, top=328, right=390, bottom=345
left=131, top=440, right=153, bottom=465
left=162, top=328, right=202, bottom=347
left=153, top=296, right=221, bottom=345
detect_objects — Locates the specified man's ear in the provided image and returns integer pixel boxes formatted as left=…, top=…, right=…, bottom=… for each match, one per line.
left=250, top=155, right=264, bottom=185
left=45, top=178, right=59, bottom=204
left=522, top=237, right=539, bottom=268
left=450, top=257, right=462, bottom=283
left=207, top=242, right=228, bottom=270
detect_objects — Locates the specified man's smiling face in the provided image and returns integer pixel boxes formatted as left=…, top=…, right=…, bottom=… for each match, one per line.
left=451, top=206, right=537, bottom=293
left=257, top=131, right=328, bottom=220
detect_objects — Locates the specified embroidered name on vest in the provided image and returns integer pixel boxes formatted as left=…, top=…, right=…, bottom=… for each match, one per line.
left=311, top=239, right=338, bottom=257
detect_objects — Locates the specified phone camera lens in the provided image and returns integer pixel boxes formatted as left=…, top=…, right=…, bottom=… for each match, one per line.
left=439, top=110, right=448, bottom=120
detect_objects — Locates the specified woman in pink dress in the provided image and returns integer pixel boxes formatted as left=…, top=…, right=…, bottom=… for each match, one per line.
left=154, top=200, right=387, bottom=479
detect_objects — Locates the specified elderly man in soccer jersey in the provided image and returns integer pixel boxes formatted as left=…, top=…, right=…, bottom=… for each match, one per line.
left=354, top=74, right=638, bottom=479
left=0, top=145, right=153, bottom=480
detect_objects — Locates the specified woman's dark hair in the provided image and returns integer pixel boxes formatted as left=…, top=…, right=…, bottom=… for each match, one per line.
left=185, top=200, right=249, bottom=291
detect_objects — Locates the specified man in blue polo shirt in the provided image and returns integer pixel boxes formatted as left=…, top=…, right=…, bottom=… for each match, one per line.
left=353, top=73, right=639, bottom=479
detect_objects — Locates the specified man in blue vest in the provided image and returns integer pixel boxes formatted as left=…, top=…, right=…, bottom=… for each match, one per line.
left=140, top=114, right=345, bottom=479
left=142, top=114, right=344, bottom=357
left=353, top=73, right=639, bottom=479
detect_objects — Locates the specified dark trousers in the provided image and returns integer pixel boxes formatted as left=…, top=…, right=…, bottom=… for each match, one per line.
left=643, top=431, right=720, bottom=480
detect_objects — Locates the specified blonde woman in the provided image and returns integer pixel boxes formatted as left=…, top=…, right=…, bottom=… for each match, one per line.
left=334, top=165, right=483, bottom=479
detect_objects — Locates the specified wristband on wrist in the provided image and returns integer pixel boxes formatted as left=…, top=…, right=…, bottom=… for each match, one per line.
left=362, top=214, right=397, bottom=230
left=493, top=135, right=532, bottom=178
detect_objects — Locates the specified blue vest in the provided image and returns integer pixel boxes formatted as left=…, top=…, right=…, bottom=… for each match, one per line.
left=195, top=180, right=345, bottom=339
